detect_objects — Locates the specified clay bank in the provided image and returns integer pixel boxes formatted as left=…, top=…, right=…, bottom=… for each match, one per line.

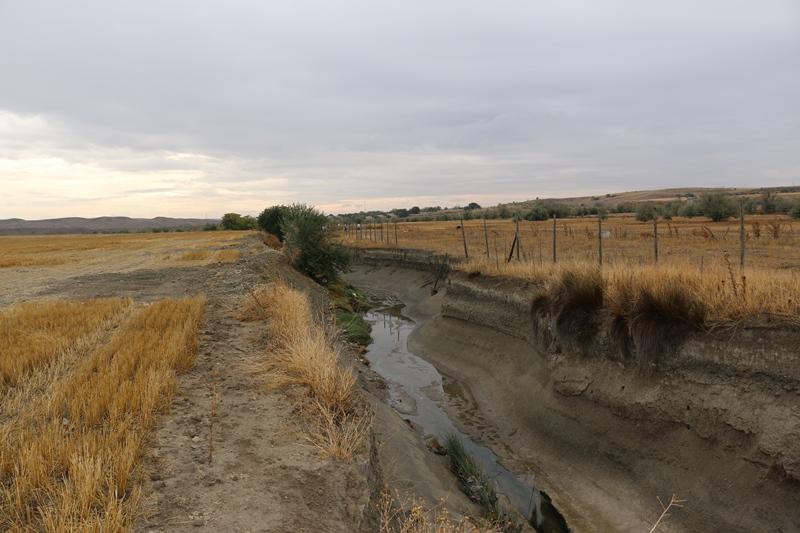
left=346, top=248, right=800, bottom=533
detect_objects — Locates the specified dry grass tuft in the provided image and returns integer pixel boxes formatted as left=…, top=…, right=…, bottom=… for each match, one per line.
left=259, top=280, right=370, bottom=460
left=179, top=250, right=211, bottom=261
left=259, top=232, right=282, bottom=250
left=0, top=295, right=206, bottom=531
left=215, top=249, right=241, bottom=263
left=377, top=491, right=493, bottom=533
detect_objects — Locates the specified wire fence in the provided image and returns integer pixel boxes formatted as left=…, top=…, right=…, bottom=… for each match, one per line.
left=338, top=214, right=800, bottom=272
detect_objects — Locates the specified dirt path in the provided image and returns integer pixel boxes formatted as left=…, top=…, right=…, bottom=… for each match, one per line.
left=137, top=276, right=369, bottom=532
left=17, top=239, right=372, bottom=532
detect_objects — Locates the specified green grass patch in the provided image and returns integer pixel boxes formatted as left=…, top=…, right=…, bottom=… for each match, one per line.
left=444, top=434, right=523, bottom=533
left=334, top=308, right=372, bottom=346
left=328, top=281, right=373, bottom=346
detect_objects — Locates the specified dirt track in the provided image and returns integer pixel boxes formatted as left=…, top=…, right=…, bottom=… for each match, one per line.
left=11, top=238, right=372, bottom=531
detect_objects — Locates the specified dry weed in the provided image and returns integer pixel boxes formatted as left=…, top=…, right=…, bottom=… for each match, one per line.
left=259, top=280, right=370, bottom=460
left=377, top=491, right=493, bottom=533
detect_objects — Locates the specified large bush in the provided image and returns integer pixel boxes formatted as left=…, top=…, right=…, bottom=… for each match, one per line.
left=634, top=204, right=659, bottom=222
left=257, top=205, right=287, bottom=240
left=698, top=193, right=736, bottom=222
left=282, top=204, right=350, bottom=284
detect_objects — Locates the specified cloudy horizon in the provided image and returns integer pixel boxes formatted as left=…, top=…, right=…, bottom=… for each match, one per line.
left=1, top=1, right=799, bottom=219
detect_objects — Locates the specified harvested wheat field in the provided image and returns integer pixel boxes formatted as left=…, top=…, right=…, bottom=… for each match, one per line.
left=0, top=231, right=399, bottom=532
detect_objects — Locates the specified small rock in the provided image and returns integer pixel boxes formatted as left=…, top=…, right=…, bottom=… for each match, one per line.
left=191, top=436, right=201, bottom=442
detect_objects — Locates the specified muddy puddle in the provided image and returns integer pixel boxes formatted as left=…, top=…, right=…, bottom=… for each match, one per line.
left=365, top=304, right=570, bottom=533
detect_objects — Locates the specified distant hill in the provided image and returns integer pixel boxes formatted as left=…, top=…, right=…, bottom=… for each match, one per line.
left=0, top=216, right=219, bottom=235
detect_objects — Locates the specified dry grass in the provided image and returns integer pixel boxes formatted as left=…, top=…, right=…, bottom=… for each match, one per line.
left=462, top=257, right=800, bottom=326
left=258, top=280, right=371, bottom=460
left=377, top=491, right=494, bottom=533
left=341, top=215, right=800, bottom=324
left=0, top=298, right=132, bottom=388
left=259, top=232, right=282, bottom=250
left=341, top=215, right=800, bottom=270
left=215, top=249, right=241, bottom=263
left=178, top=250, right=212, bottom=261
left=176, top=248, right=240, bottom=263
left=0, top=231, right=248, bottom=271
left=0, top=296, right=205, bottom=532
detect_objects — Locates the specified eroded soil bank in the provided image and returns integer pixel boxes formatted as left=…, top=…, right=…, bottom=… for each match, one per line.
left=345, top=261, right=800, bottom=533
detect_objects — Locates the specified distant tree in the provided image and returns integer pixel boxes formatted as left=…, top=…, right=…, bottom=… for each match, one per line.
left=409, top=206, right=421, bottom=215
left=790, top=202, right=800, bottom=220
left=698, top=193, right=736, bottom=222
left=679, top=201, right=700, bottom=218
left=221, top=213, right=257, bottom=230
left=466, top=202, right=481, bottom=210
left=635, top=204, right=659, bottom=222
left=202, top=222, right=219, bottom=231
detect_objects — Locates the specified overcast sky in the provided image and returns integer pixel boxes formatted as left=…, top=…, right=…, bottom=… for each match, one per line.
left=1, top=1, right=799, bottom=219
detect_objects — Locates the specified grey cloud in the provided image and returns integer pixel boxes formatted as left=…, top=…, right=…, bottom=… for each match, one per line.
left=1, top=0, right=799, bottom=217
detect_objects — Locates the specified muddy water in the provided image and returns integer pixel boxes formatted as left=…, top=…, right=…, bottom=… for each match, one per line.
left=365, top=305, right=569, bottom=533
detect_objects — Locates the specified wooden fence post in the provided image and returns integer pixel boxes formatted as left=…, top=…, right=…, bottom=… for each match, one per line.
left=552, top=215, right=557, bottom=263
left=483, top=218, right=490, bottom=257
left=598, top=216, right=603, bottom=266
left=460, top=215, right=469, bottom=259
left=739, top=203, right=746, bottom=270
left=653, top=217, right=659, bottom=264
left=394, top=222, right=398, bottom=247
left=515, top=219, right=521, bottom=261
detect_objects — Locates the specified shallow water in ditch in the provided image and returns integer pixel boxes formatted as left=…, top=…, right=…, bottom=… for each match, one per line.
left=365, top=305, right=570, bottom=533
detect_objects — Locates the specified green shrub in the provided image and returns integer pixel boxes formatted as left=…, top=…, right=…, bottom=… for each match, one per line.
left=698, top=193, right=736, bottom=221
left=790, top=202, right=800, bottom=219
left=257, top=205, right=287, bottom=240
left=282, top=204, right=350, bottom=284
left=220, top=213, right=257, bottom=230
left=635, top=204, right=658, bottom=222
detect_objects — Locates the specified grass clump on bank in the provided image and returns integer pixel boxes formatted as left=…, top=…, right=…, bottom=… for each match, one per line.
left=329, top=281, right=373, bottom=346
left=260, top=280, right=371, bottom=460
left=377, top=490, right=493, bottom=533
left=444, top=435, right=522, bottom=533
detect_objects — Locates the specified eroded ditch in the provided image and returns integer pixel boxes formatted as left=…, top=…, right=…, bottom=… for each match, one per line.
left=364, top=303, right=570, bottom=533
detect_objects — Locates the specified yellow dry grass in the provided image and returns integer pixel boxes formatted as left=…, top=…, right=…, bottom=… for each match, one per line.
left=462, top=257, right=800, bottom=326
left=377, top=491, right=493, bottom=533
left=0, top=231, right=249, bottom=270
left=176, top=248, right=240, bottom=263
left=0, top=298, right=132, bottom=388
left=0, top=296, right=205, bottom=532
left=215, top=249, right=241, bottom=263
left=257, top=281, right=371, bottom=460
left=342, top=215, right=800, bottom=270
left=342, top=215, right=800, bottom=324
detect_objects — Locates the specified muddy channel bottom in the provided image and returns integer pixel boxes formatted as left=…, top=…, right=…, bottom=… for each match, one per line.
left=364, top=305, right=569, bottom=533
